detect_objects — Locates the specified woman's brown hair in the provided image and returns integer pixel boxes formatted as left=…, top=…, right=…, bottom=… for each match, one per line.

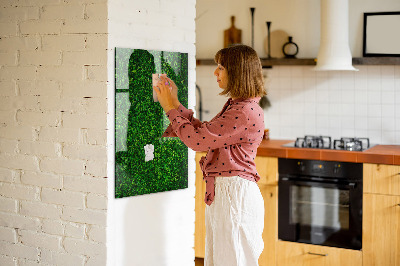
left=214, top=44, right=266, bottom=99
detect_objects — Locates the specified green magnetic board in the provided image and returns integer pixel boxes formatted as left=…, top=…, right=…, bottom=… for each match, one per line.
left=114, top=48, right=188, bottom=198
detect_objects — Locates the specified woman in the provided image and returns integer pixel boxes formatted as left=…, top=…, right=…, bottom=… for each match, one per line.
left=155, top=44, right=266, bottom=266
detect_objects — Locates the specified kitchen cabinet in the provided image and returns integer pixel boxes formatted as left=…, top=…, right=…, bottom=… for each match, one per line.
left=276, top=241, right=362, bottom=266
left=363, top=164, right=400, bottom=266
left=363, top=163, right=400, bottom=196
left=259, top=184, right=278, bottom=266
left=254, top=156, right=278, bottom=186
left=363, top=193, right=400, bottom=266
left=194, top=154, right=279, bottom=265
left=195, top=152, right=207, bottom=258
left=195, top=155, right=400, bottom=265
left=256, top=156, right=278, bottom=266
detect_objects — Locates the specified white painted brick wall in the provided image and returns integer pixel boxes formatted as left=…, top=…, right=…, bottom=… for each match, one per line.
left=87, top=193, right=107, bottom=210
left=20, top=171, right=62, bottom=189
left=0, top=168, right=15, bottom=183
left=40, top=157, right=85, bottom=176
left=0, top=0, right=108, bottom=264
left=42, top=188, right=85, bottom=208
left=18, top=80, right=61, bottom=97
left=85, top=160, right=107, bottom=178
left=63, top=175, right=107, bottom=195
left=0, top=139, right=18, bottom=154
left=0, top=213, right=41, bottom=231
left=63, top=237, right=106, bottom=257
left=84, top=129, right=107, bottom=145
left=19, top=230, right=62, bottom=251
left=0, top=183, right=39, bottom=201
left=0, top=226, right=17, bottom=243
left=42, top=219, right=64, bottom=236
left=0, top=255, right=16, bottom=266
left=0, top=241, right=39, bottom=261
left=38, top=127, right=80, bottom=143
left=62, top=207, right=106, bottom=226
left=63, top=144, right=107, bottom=161
left=20, top=200, right=62, bottom=220
left=40, top=249, right=85, bottom=266
left=0, top=197, right=17, bottom=213
left=87, top=225, right=106, bottom=243
left=64, top=222, right=85, bottom=239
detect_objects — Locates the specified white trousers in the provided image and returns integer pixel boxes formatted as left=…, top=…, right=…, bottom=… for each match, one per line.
left=205, top=176, right=264, bottom=266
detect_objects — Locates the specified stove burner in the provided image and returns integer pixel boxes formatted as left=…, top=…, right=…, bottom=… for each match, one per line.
left=287, top=136, right=372, bottom=151
left=333, top=137, right=370, bottom=151
left=295, top=135, right=332, bottom=149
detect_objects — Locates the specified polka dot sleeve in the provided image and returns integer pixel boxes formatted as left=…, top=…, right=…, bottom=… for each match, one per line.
left=162, top=104, right=202, bottom=138
left=165, top=106, right=249, bottom=152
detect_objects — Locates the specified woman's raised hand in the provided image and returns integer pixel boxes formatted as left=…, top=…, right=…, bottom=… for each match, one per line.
left=154, top=76, right=175, bottom=113
left=165, top=77, right=180, bottom=109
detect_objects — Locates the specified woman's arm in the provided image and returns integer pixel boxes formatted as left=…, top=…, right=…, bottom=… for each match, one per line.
left=155, top=71, right=251, bottom=151
left=156, top=76, right=202, bottom=137
left=166, top=77, right=202, bottom=126
left=165, top=107, right=249, bottom=151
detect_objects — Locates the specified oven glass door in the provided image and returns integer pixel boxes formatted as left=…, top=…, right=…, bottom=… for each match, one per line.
left=278, top=177, right=362, bottom=250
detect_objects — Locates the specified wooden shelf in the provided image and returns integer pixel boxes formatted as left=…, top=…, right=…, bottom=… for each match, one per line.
left=352, top=57, right=400, bottom=65
left=260, top=58, right=316, bottom=67
left=196, top=57, right=400, bottom=67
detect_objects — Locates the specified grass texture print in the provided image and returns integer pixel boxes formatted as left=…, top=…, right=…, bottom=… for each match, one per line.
left=115, top=48, right=188, bottom=198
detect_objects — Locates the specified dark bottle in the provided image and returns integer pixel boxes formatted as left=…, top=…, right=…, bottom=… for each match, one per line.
left=282, top=36, right=299, bottom=58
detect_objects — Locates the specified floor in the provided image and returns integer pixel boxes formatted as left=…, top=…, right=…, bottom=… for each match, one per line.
left=195, top=257, right=204, bottom=266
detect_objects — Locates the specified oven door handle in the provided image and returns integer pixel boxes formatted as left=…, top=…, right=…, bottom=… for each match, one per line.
left=280, top=177, right=356, bottom=189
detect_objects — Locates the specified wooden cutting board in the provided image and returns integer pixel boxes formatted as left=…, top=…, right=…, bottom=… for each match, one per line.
left=224, top=16, right=242, bottom=48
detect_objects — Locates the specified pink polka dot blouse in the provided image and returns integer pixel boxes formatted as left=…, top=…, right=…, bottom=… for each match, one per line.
left=162, top=97, right=265, bottom=205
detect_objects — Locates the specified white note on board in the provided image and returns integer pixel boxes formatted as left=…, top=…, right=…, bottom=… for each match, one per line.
left=144, top=144, right=154, bottom=162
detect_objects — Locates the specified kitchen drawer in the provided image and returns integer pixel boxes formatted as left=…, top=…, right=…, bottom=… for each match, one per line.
left=364, top=164, right=400, bottom=196
left=276, top=241, right=362, bottom=266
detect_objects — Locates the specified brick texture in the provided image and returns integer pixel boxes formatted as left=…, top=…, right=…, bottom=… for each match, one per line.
left=42, top=219, right=64, bottom=236
left=64, top=222, right=85, bottom=239
left=0, top=226, right=17, bottom=243
left=63, top=237, right=106, bottom=257
left=40, top=249, right=85, bottom=266
left=61, top=207, right=106, bottom=226
left=19, top=230, right=61, bottom=251
left=0, top=1, right=108, bottom=264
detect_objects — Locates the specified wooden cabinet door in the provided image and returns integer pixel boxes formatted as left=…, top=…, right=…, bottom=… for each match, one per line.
left=364, top=164, right=400, bottom=196
left=255, top=156, right=278, bottom=186
left=363, top=193, right=400, bottom=266
left=276, top=241, right=362, bottom=266
left=259, top=185, right=278, bottom=266
left=195, top=152, right=207, bottom=258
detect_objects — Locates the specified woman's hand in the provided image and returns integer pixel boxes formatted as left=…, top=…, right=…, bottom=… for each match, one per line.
left=166, top=77, right=180, bottom=109
left=154, top=76, right=175, bottom=113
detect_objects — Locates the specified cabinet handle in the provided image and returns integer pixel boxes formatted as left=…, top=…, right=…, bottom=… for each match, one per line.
left=307, top=252, right=328, bottom=256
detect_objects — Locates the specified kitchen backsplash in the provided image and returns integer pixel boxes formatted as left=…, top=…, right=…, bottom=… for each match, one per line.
left=196, top=65, right=400, bottom=145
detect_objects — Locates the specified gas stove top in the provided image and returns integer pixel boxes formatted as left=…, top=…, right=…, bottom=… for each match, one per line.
left=283, top=135, right=374, bottom=151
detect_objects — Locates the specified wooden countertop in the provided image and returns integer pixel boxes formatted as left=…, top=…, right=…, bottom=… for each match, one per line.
left=257, top=139, right=400, bottom=165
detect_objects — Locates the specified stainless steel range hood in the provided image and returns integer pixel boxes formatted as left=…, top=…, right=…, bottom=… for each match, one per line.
left=314, top=0, right=358, bottom=71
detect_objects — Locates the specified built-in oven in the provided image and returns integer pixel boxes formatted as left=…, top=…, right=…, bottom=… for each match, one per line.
left=278, top=158, right=363, bottom=250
